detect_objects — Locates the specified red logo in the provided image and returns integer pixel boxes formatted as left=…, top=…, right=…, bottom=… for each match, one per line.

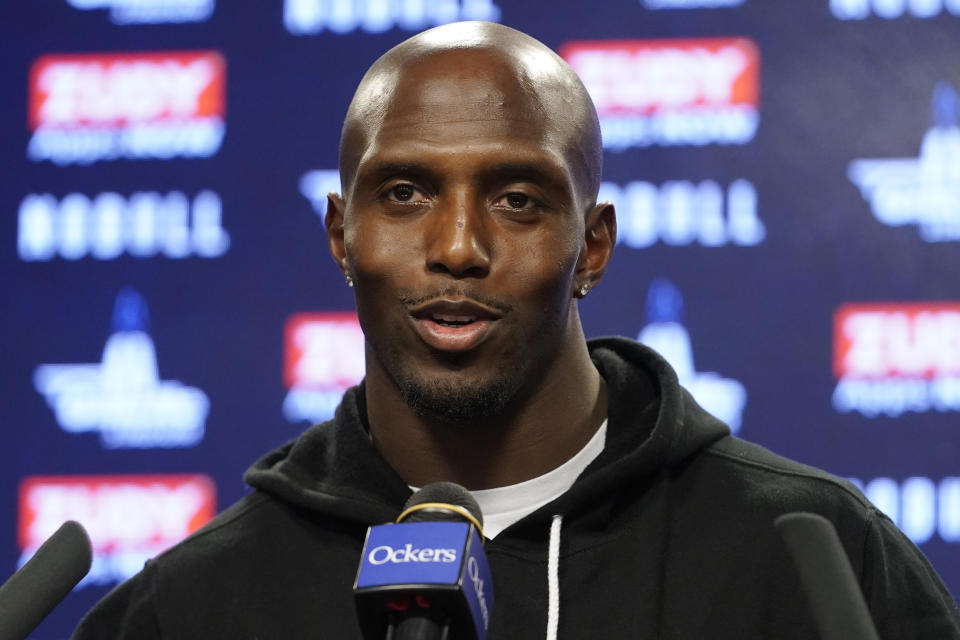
left=284, top=312, right=365, bottom=389
left=19, top=475, right=216, bottom=553
left=559, top=38, right=760, bottom=148
left=27, top=51, right=226, bottom=164
left=560, top=37, right=759, bottom=114
left=29, top=51, right=225, bottom=129
left=834, top=303, right=960, bottom=379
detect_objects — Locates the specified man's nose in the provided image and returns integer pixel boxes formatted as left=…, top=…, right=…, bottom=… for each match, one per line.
left=424, top=193, right=491, bottom=278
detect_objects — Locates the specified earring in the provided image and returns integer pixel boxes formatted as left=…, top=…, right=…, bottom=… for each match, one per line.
left=340, top=259, right=353, bottom=287
left=577, top=283, right=590, bottom=298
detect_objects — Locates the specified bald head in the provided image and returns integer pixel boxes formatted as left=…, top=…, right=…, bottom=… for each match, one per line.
left=338, top=21, right=603, bottom=207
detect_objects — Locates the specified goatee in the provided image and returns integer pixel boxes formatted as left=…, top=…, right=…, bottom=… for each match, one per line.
left=396, top=373, right=512, bottom=425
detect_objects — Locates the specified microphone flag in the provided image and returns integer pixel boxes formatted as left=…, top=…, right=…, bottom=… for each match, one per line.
left=354, top=520, right=493, bottom=640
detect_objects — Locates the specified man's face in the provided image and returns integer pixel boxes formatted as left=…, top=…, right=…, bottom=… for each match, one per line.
left=332, top=50, right=594, bottom=423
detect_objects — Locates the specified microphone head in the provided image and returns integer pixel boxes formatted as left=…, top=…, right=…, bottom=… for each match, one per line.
left=0, top=520, right=93, bottom=640
left=399, top=482, right=484, bottom=529
left=356, top=483, right=494, bottom=640
left=774, top=512, right=881, bottom=640
left=47, top=520, right=93, bottom=586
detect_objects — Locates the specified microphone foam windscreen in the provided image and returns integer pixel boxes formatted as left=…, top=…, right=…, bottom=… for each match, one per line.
left=774, top=511, right=880, bottom=640
left=0, top=520, right=93, bottom=640
left=402, top=481, right=484, bottom=527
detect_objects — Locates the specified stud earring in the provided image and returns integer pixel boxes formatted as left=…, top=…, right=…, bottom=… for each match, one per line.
left=340, top=259, right=353, bottom=287
left=577, top=283, right=590, bottom=298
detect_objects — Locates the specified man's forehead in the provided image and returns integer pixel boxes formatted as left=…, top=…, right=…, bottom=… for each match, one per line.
left=350, top=51, right=569, bottom=177
left=339, top=24, right=603, bottom=201
left=355, top=85, right=572, bottom=195
left=378, top=49, right=548, bottom=125
left=358, top=133, right=570, bottom=182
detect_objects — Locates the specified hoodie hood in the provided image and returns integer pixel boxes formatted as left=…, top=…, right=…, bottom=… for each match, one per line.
left=245, top=336, right=730, bottom=528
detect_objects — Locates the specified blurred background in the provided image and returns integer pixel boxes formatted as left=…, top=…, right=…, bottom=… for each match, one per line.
left=2, top=0, right=959, bottom=636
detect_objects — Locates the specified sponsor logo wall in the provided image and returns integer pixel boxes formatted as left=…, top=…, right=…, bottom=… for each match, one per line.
left=638, top=279, right=747, bottom=433
left=848, top=83, right=960, bottom=242
left=644, top=0, right=745, bottom=7
left=3, top=2, right=959, bottom=635
left=560, top=37, right=760, bottom=150
left=851, top=476, right=960, bottom=544
left=27, top=50, right=226, bottom=165
left=283, top=0, right=501, bottom=34
left=34, top=288, right=211, bottom=448
left=831, top=0, right=960, bottom=19
left=833, top=303, right=960, bottom=417
left=283, top=312, right=365, bottom=423
left=65, top=0, right=216, bottom=24
left=598, top=178, right=764, bottom=248
left=18, top=189, right=229, bottom=261
left=19, top=475, right=215, bottom=587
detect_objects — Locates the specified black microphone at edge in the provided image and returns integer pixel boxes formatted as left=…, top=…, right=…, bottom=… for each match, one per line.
left=0, top=520, right=93, bottom=640
left=775, top=511, right=880, bottom=640
left=354, top=482, right=493, bottom=640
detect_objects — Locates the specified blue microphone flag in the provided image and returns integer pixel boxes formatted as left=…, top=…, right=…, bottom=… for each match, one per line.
left=355, top=521, right=493, bottom=640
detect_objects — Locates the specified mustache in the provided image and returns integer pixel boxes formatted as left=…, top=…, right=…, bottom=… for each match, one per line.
left=397, top=287, right=514, bottom=314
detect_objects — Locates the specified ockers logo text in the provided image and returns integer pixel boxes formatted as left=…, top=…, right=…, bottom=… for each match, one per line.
left=367, top=544, right=458, bottom=565
left=467, top=556, right=490, bottom=628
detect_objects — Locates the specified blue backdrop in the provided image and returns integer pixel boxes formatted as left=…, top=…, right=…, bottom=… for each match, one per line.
left=2, top=1, right=959, bottom=637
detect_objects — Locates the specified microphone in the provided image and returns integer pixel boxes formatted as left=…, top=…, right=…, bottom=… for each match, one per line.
left=354, top=482, right=494, bottom=640
left=774, top=512, right=880, bottom=640
left=0, top=520, right=93, bottom=640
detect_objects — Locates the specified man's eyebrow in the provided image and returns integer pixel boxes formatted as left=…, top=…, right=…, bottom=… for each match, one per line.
left=482, top=162, right=561, bottom=183
left=481, top=162, right=572, bottom=196
left=360, top=162, right=434, bottom=183
left=356, top=159, right=570, bottom=192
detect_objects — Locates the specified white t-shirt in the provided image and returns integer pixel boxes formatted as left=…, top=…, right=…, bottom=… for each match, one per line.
left=470, top=419, right=607, bottom=539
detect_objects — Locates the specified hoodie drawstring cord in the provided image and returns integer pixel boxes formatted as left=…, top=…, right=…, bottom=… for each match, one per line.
left=546, top=514, right=562, bottom=640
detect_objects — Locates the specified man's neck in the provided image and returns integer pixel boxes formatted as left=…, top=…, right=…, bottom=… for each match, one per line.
left=364, top=335, right=607, bottom=490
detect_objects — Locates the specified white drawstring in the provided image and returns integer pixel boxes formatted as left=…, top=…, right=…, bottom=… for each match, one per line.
left=546, top=514, right=562, bottom=640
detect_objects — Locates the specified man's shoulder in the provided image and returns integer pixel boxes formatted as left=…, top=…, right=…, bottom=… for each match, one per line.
left=73, top=490, right=366, bottom=638
left=151, top=489, right=362, bottom=575
left=151, top=491, right=276, bottom=567
left=679, top=435, right=876, bottom=525
left=704, top=436, right=869, bottom=497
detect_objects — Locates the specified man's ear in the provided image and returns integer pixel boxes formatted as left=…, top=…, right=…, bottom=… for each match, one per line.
left=325, top=192, right=347, bottom=270
left=575, top=201, right=617, bottom=296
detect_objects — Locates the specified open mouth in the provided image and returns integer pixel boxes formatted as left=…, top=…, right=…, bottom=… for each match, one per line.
left=431, top=314, right=476, bottom=328
left=409, top=298, right=503, bottom=352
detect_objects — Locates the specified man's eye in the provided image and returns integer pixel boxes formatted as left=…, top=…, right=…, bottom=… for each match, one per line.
left=504, top=193, right=530, bottom=209
left=390, top=184, right=416, bottom=202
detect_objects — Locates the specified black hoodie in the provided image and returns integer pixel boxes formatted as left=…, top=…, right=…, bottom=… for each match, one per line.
left=73, top=337, right=960, bottom=638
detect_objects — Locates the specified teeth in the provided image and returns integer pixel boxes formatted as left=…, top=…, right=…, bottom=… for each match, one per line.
left=432, top=314, right=475, bottom=323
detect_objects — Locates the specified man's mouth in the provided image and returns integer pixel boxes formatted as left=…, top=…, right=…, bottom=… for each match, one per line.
left=431, top=313, right=477, bottom=327
left=409, top=299, right=502, bottom=352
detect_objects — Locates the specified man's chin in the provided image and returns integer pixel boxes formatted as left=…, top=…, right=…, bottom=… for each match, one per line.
left=396, top=375, right=511, bottom=425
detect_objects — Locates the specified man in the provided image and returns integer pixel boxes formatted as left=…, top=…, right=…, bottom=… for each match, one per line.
left=74, top=21, right=960, bottom=639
